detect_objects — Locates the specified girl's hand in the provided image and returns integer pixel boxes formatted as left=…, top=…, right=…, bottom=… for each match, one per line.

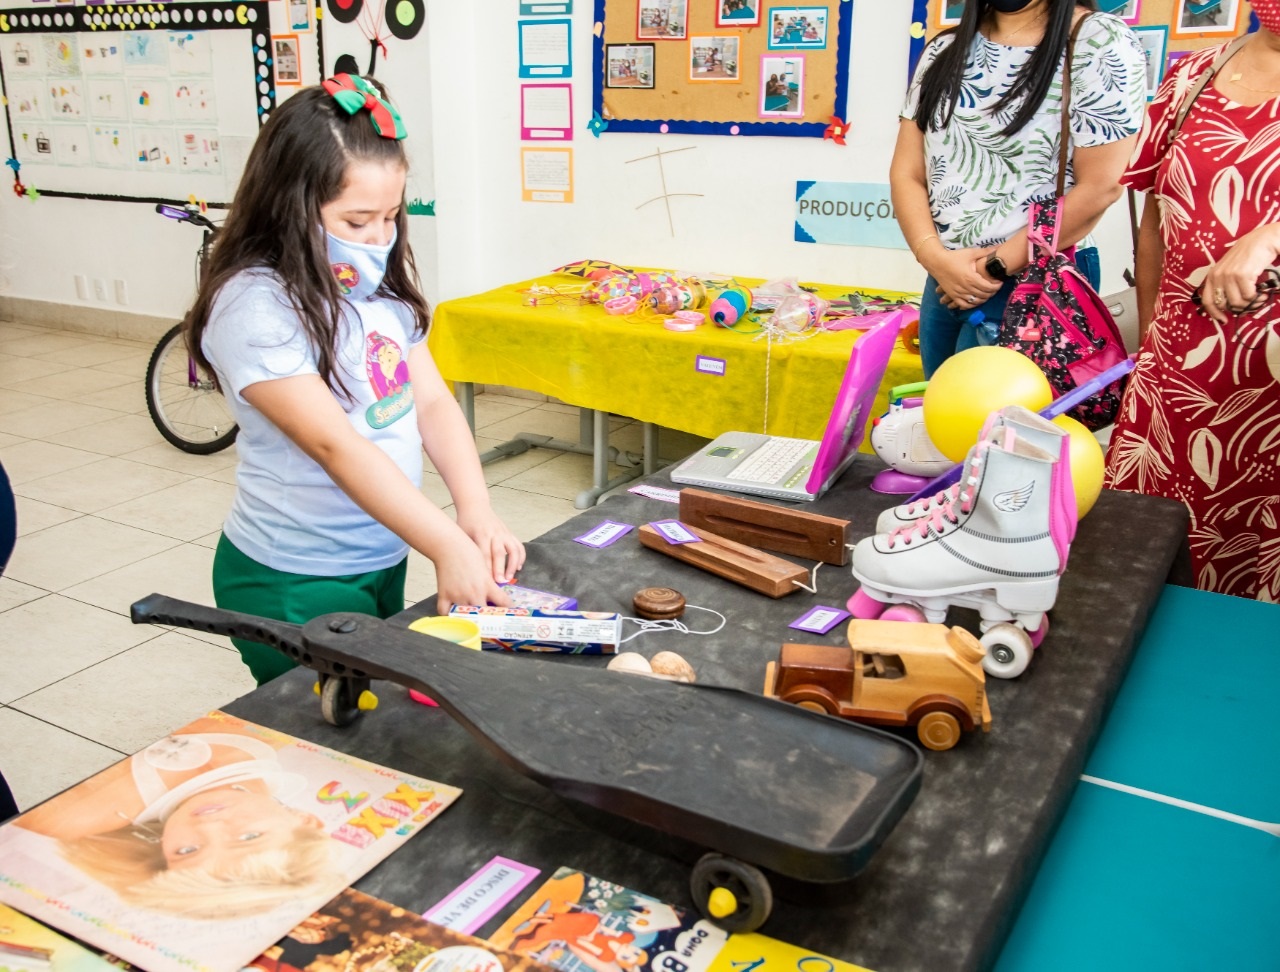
left=434, top=541, right=508, bottom=615
left=1199, top=224, right=1280, bottom=324
left=925, top=247, right=1003, bottom=310
left=456, top=508, right=527, bottom=585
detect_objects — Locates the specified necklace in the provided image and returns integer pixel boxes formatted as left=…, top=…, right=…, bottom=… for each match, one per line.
left=1226, top=43, right=1280, bottom=94
left=989, top=12, right=1046, bottom=46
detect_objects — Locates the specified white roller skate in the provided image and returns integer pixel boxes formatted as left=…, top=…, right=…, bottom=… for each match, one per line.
left=850, top=424, right=1077, bottom=679
left=874, top=405, right=1071, bottom=537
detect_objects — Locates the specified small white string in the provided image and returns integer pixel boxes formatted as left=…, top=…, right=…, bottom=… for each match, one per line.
left=619, top=604, right=727, bottom=643
left=791, top=561, right=824, bottom=594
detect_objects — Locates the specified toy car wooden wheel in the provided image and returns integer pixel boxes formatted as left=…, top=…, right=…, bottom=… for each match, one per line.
left=320, top=675, right=362, bottom=727
left=780, top=686, right=840, bottom=716
left=915, top=710, right=962, bottom=751
left=690, top=853, right=773, bottom=934
left=980, top=623, right=1033, bottom=679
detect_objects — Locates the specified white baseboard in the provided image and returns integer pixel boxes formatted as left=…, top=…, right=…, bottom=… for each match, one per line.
left=0, top=295, right=173, bottom=343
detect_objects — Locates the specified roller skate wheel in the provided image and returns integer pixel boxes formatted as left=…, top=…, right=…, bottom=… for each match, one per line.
left=881, top=603, right=928, bottom=623
left=848, top=587, right=888, bottom=619
left=980, top=623, right=1033, bottom=679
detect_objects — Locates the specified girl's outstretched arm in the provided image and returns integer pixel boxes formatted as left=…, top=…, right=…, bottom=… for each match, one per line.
left=407, top=343, right=526, bottom=585
left=242, top=374, right=509, bottom=613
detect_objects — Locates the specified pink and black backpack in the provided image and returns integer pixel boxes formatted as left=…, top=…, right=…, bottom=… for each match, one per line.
left=997, top=198, right=1128, bottom=430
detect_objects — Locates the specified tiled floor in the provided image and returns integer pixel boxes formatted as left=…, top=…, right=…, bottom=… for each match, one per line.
left=0, top=317, right=704, bottom=812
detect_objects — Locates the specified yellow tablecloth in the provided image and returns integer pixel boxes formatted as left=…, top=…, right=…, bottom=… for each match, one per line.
left=429, top=275, right=924, bottom=442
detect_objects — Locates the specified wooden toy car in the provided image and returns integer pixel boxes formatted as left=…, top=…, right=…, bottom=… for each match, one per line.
left=763, top=618, right=992, bottom=751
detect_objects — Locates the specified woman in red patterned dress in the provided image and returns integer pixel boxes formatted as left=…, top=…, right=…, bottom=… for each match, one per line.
left=1104, top=3, right=1280, bottom=601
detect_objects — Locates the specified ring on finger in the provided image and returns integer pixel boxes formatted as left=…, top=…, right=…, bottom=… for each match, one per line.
left=1213, top=287, right=1227, bottom=308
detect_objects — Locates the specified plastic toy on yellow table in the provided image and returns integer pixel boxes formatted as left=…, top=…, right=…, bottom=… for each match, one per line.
left=868, top=381, right=952, bottom=494
left=763, top=618, right=992, bottom=752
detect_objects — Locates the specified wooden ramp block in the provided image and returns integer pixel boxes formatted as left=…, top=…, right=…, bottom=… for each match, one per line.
left=678, top=488, right=852, bottom=566
left=638, top=523, right=809, bottom=598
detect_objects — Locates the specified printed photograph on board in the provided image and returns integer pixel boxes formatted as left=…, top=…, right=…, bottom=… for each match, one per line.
left=689, top=35, right=740, bottom=81
left=768, top=6, right=829, bottom=49
left=760, top=53, right=804, bottom=117
left=606, top=43, right=655, bottom=88
left=638, top=0, right=687, bottom=39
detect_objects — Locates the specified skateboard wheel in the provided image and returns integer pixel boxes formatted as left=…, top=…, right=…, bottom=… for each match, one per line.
left=634, top=586, right=686, bottom=620
left=691, top=853, right=773, bottom=934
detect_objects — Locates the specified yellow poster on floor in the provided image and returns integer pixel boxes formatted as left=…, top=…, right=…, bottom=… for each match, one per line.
left=708, top=933, right=875, bottom=972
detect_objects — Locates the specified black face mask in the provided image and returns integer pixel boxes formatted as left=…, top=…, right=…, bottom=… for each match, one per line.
left=987, top=0, right=1036, bottom=11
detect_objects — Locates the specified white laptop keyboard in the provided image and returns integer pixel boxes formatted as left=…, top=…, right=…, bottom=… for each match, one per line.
left=727, top=438, right=813, bottom=484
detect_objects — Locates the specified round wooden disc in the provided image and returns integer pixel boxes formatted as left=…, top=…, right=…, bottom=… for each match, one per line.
left=633, top=587, right=686, bottom=620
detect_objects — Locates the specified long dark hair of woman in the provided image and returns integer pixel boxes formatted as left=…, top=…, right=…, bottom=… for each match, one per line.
left=185, top=80, right=430, bottom=400
left=914, top=0, right=1098, bottom=137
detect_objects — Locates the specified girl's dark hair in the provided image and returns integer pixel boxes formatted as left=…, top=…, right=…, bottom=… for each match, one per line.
left=913, top=0, right=1097, bottom=138
left=186, top=78, right=429, bottom=398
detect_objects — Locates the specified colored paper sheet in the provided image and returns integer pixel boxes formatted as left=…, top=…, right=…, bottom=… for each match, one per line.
left=423, top=856, right=540, bottom=934
left=794, top=182, right=908, bottom=249
left=520, top=1, right=572, bottom=13
left=518, top=19, right=571, bottom=78
left=521, top=147, right=573, bottom=203
left=520, top=83, right=572, bottom=140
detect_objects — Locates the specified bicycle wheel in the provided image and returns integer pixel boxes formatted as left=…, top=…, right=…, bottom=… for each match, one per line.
left=145, top=323, right=239, bottom=454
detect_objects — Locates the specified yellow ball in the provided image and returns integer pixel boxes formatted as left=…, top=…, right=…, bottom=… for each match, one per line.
left=923, top=348, right=1054, bottom=462
left=1051, top=415, right=1105, bottom=519
left=707, top=887, right=738, bottom=919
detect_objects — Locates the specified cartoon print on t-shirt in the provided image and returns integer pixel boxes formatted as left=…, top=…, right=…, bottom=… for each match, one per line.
left=364, top=332, right=413, bottom=429
left=332, top=263, right=360, bottom=295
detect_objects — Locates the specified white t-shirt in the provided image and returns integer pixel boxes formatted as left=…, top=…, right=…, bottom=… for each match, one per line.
left=202, top=269, right=425, bottom=575
left=902, top=13, right=1146, bottom=250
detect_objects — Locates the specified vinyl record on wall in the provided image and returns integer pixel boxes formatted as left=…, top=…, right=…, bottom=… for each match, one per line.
left=386, top=0, right=424, bottom=40
left=333, top=53, right=361, bottom=75
left=326, top=0, right=362, bottom=25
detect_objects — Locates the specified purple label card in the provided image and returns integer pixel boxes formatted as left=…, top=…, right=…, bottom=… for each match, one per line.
left=695, top=355, right=726, bottom=376
left=789, top=605, right=852, bottom=635
left=628, top=483, right=682, bottom=504
left=650, top=520, right=702, bottom=544
left=422, top=855, right=540, bottom=934
left=574, top=520, right=635, bottom=548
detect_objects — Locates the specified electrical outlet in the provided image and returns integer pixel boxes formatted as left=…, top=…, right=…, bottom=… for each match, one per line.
left=114, top=279, right=128, bottom=305
left=74, top=274, right=89, bottom=300
left=93, top=278, right=108, bottom=301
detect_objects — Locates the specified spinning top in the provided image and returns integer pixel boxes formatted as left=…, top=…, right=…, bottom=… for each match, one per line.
left=633, top=586, right=686, bottom=620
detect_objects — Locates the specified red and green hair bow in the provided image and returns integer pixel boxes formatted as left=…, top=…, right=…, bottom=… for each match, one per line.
left=322, top=74, right=407, bottom=140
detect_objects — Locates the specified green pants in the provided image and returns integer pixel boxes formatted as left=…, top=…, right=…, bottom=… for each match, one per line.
left=212, top=534, right=408, bottom=685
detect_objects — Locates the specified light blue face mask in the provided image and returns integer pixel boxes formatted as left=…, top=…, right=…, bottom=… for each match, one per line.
left=326, top=226, right=397, bottom=301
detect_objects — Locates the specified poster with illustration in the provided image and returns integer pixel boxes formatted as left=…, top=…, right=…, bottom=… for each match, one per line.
left=122, top=30, right=168, bottom=72
left=52, top=124, right=91, bottom=166
left=172, top=79, right=218, bottom=121
left=8, top=79, right=46, bottom=119
left=169, top=29, right=213, bottom=74
left=128, top=80, right=172, bottom=123
left=489, top=868, right=727, bottom=972
left=179, top=127, right=222, bottom=172
left=81, top=36, right=123, bottom=74
left=12, top=123, right=54, bottom=164
left=90, top=123, right=131, bottom=167
left=246, top=888, right=556, bottom=972
left=0, top=711, right=461, bottom=972
left=2, top=36, right=45, bottom=74
left=133, top=127, right=178, bottom=170
left=42, top=32, right=80, bottom=74
left=47, top=80, right=84, bottom=118
left=89, top=78, right=128, bottom=120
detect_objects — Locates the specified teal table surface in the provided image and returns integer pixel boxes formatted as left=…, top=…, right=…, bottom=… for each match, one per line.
left=998, top=586, right=1280, bottom=971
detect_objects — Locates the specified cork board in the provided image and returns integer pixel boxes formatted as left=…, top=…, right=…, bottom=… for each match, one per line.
left=592, top=0, right=852, bottom=137
left=910, top=0, right=1260, bottom=84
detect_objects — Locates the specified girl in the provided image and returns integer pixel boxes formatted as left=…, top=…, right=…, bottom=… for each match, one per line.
left=187, top=75, right=524, bottom=684
left=891, top=0, right=1146, bottom=376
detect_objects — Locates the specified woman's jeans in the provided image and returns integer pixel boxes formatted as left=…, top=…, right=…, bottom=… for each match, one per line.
left=918, top=274, right=1017, bottom=378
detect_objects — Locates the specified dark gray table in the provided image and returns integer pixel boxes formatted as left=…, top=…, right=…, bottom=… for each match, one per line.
left=225, top=462, right=1190, bottom=972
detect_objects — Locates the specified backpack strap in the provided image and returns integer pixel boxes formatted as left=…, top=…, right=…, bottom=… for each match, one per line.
left=1169, top=34, right=1251, bottom=146
left=1055, top=12, right=1094, bottom=199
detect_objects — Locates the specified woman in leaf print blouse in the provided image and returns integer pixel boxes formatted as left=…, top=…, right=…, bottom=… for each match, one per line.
left=1103, top=2, right=1280, bottom=601
left=891, top=0, right=1147, bottom=377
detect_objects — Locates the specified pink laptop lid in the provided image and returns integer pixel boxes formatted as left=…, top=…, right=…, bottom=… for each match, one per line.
left=804, top=311, right=906, bottom=496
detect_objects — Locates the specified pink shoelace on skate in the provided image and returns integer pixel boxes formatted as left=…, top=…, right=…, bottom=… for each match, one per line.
left=883, top=434, right=1004, bottom=549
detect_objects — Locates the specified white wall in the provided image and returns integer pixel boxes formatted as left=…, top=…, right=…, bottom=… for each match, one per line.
left=0, top=0, right=1138, bottom=321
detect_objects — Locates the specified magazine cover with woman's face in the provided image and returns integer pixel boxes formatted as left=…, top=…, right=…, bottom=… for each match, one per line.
left=0, top=711, right=461, bottom=972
